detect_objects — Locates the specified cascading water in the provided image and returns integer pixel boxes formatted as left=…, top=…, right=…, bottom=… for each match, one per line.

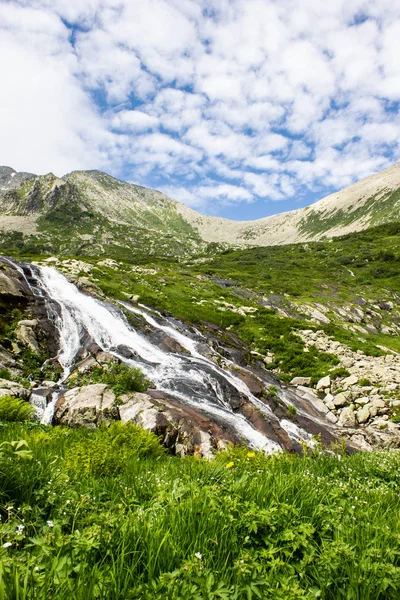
left=6, top=260, right=328, bottom=452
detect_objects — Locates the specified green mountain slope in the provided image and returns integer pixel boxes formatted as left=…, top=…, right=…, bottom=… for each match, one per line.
left=1, top=161, right=400, bottom=257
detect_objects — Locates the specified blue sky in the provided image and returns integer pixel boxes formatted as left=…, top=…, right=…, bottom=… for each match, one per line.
left=1, top=0, right=400, bottom=220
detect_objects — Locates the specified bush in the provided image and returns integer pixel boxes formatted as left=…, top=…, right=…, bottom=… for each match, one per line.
left=64, top=421, right=165, bottom=476
left=69, top=362, right=150, bottom=398
left=0, top=395, right=34, bottom=422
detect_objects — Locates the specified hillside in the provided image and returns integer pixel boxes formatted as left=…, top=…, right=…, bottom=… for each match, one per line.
left=1, top=162, right=400, bottom=257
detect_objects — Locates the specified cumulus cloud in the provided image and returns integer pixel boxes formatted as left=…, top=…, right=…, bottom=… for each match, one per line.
left=1, top=0, right=400, bottom=216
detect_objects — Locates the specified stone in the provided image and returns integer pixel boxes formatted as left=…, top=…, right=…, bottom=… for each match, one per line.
left=370, top=399, right=385, bottom=409
left=15, top=321, right=40, bottom=354
left=323, top=393, right=336, bottom=411
left=0, top=271, right=24, bottom=298
left=342, top=375, right=358, bottom=389
left=355, top=397, right=370, bottom=406
left=308, top=397, right=329, bottom=415
left=325, top=411, right=338, bottom=424
left=316, top=375, right=331, bottom=390
left=349, top=434, right=373, bottom=452
left=333, top=393, right=349, bottom=408
left=290, top=377, right=312, bottom=386
left=54, top=384, right=118, bottom=427
left=356, top=406, right=370, bottom=424
left=338, top=406, right=356, bottom=428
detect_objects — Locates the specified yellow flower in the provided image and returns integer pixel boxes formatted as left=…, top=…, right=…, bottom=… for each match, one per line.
left=247, top=452, right=256, bottom=458
left=225, top=461, right=235, bottom=469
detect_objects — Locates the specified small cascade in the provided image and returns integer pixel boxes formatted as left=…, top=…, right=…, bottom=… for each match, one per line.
left=3, top=259, right=336, bottom=452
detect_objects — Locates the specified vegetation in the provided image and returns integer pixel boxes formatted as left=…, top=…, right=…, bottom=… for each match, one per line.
left=68, top=363, right=150, bottom=398
left=1, top=422, right=400, bottom=599
left=0, top=396, right=34, bottom=422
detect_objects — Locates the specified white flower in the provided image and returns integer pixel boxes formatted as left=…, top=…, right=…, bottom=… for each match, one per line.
left=47, top=521, right=54, bottom=528
left=3, top=542, right=12, bottom=548
left=16, top=525, right=25, bottom=535
left=195, top=552, right=202, bottom=560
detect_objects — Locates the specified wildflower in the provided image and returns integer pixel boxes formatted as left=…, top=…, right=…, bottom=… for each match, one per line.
left=247, top=452, right=255, bottom=458
left=47, top=521, right=54, bottom=528
left=195, top=552, right=202, bottom=560
left=3, top=542, right=12, bottom=548
left=225, top=462, right=235, bottom=469
left=16, top=525, right=25, bottom=535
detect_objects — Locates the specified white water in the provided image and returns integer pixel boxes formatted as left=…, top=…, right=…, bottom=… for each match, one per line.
left=35, top=266, right=282, bottom=452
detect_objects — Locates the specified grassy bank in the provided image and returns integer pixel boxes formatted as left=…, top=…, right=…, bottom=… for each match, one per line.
left=1, top=421, right=400, bottom=599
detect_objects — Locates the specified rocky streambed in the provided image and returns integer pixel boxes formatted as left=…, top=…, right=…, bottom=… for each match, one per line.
left=1, top=256, right=400, bottom=455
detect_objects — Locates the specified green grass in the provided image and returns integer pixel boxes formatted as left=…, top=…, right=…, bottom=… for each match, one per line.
left=1, top=422, right=400, bottom=599
left=68, top=362, right=150, bottom=399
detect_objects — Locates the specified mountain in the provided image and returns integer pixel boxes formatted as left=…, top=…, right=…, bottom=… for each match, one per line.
left=1, top=161, right=400, bottom=258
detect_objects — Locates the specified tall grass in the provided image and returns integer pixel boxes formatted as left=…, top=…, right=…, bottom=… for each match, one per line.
left=1, top=422, right=400, bottom=598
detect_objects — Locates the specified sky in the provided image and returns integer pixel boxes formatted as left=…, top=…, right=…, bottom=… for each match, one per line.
left=0, top=0, right=400, bottom=220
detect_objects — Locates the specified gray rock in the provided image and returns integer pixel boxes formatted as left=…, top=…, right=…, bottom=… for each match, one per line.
left=54, top=384, right=118, bottom=427
left=316, top=376, right=331, bottom=390
left=338, top=406, right=356, bottom=428
left=325, top=411, right=338, bottom=424
left=290, top=377, right=312, bottom=386
left=356, top=406, right=370, bottom=424
left=333, top=392, right=349, bottom=408
left=342, top=375, right=358, bottom=389
left=15, top=321, right=40, bottom=354
left=323, top=393, right=336, bottom=411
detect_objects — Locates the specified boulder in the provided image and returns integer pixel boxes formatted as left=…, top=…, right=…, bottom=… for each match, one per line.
left=356, top=406, right=370, bottom=424
left=333, top=392, right=349, bottom=408
left=54, top=384, right=118, bottom=427
left=342, top=375, right=358, bottom=389
left=316, top=376, right=331, bottom=390
left=325, top=411, right=338, bottom=424
left=118, top=391, right=235, bottom=458
left=15, top=320, right=40, bottom=354
left=0, top=379, right=30, bottom=398
left=290, top=377, right=312, bottom=386
left=0, top=271, right=24, bottom=298
left=338, top=406, right=356, bottom=428
left=323, top=393, right=336, bottom=411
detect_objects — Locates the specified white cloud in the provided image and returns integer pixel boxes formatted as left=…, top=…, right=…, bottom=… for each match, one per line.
left=1, top=0, right=400, bottom=215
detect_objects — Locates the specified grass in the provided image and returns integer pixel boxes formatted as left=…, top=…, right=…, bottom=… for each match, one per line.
left=1, top=421, right=400, bottom=599
left=67, top=362, right=150, bottom=399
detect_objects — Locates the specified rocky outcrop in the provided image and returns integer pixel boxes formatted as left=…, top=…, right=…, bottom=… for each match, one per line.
left=54, top=384, right=118, bottom=428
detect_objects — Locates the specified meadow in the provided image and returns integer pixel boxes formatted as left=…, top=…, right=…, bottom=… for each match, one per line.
left=1, top=418, right=400, bottom=599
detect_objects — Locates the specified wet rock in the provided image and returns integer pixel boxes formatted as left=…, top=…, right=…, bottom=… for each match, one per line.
left=232, top=369, right=264, bottom=396
left=0, top=271, right=25, bottom=298
left=119, top=391, right=235, bottom=458
left=54, top=384, right=118, bottom=428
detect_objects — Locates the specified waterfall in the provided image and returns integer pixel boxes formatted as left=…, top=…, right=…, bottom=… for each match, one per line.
left=3, top=259, right=327, bottom=452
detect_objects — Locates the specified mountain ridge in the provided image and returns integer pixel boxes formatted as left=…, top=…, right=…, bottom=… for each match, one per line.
left=1, top=161, right=400, bottom=256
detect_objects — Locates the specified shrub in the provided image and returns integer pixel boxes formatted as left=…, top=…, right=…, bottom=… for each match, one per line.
left=0, top=368, right=12, bottom=380
left=64, top=421, right=165, bottom=476
left=69, top=362, right=150, bottom=398
left=0, top=395, right=34, bottom=422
